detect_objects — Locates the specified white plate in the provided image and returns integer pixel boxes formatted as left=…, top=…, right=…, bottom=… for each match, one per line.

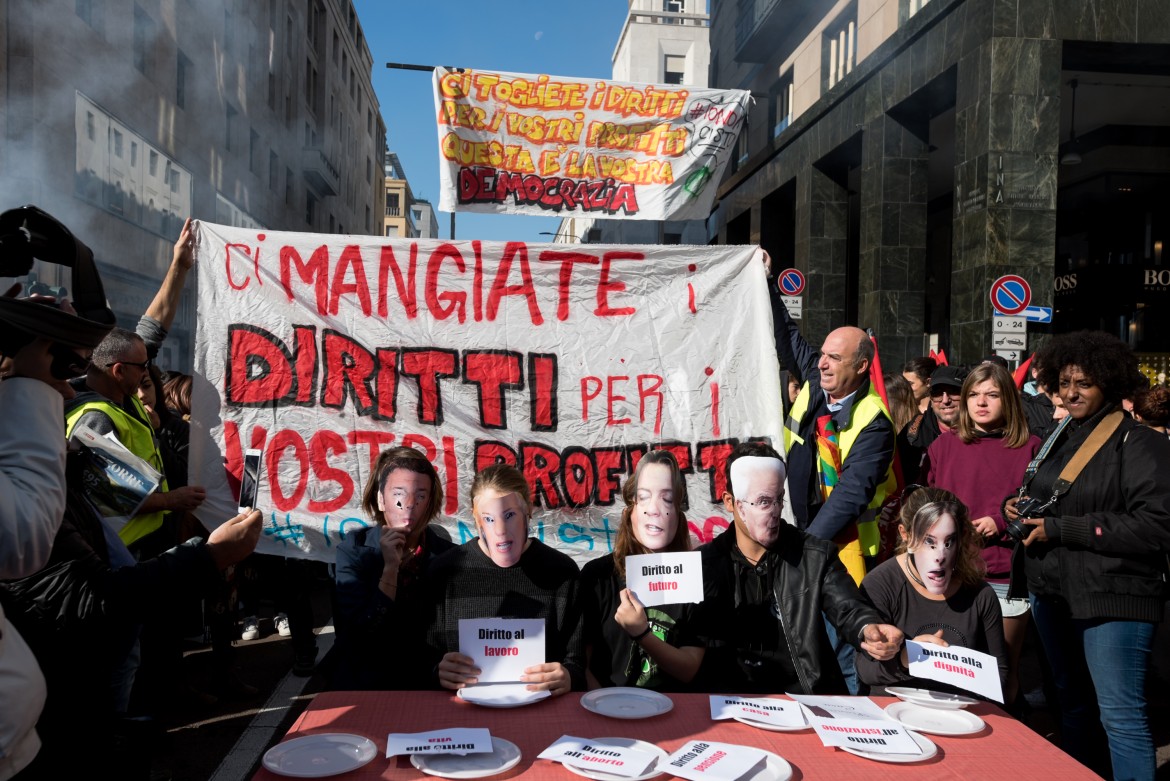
left=886, top=686, right=979, bottom=710
left=562, top=738, right=669, bottom=781
left=262, top=733, right=378, bottom=777
left=457, top=683, right=551, bottom=708
left=412, top=737, right=522, bottom=779
left=739, top=751, right=794, bottom=781
left=839, top=730, right=938, bottom=764
left=580, top=688, right=673, bottom=719
left=884, top=702, right=986, bottom=736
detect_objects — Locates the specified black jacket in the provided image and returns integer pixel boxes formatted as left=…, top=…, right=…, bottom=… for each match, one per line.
left=770, top=286, right=895, bottom=540
left=696, top=525, right=882, bottom=694
left=1024, top=405, right=1170, bottom=622
left=0, top=454, right=220, bottom=770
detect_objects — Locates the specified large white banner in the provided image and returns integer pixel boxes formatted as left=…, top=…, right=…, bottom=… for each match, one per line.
left=189, top=222, right=782, bottom=563
left=434, top=68, right=751, bottom=222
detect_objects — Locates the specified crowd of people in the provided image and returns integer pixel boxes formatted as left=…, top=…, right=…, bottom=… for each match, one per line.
left=1, top=211, right=1168, bottom=781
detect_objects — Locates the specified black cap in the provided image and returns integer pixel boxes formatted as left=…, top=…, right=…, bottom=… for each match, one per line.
left=930, top=365, right=967, bottom=390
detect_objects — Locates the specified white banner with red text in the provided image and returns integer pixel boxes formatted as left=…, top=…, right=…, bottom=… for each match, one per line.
left=433, top=67, right=751, bottom=221
left=188, top=222, right=782, bottom=564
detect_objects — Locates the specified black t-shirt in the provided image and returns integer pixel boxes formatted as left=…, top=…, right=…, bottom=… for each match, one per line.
left=580, top=553, right=704, bottom=691
left=698, top=545, right=800, bottom=694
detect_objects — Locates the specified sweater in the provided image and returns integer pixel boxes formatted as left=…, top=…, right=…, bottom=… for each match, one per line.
left=856, top=557, right=1007, bottom=694
left=926, top=429, right=1040, bottom=579
left=425, top=538, right=586, bottom=690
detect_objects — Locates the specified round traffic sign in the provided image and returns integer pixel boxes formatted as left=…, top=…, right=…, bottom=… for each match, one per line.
left=778, top=268, right=806, bottom=296
left=990, top=274, right=1032, bottom=316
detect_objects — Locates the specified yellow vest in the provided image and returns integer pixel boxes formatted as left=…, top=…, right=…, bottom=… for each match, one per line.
left=65, top=395, right=169, bottom=547
left=782, top=381, right=897, bottom=558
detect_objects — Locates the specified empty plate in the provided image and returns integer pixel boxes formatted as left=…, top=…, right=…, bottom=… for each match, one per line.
left=884, top=702, right=986, bottom=736
left=458, top=683, right=551, bottom=708
left=562, top=738, right=668, bottom=781
left=412, top=737, right=522, bottom=779
left=262, top=733, right=378, bottom=777
left=886, top=686, right=978, bottom=710
left=580, top=688, right=673, bottom=719
left=839, top=730, right=938, bottom=764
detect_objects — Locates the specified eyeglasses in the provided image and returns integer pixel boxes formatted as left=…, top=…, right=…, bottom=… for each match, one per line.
left=930, top=388, right=960, bottom=399
left=737, top=495, right=782, bottom=512
left=109, top=359, right=150, bottom=370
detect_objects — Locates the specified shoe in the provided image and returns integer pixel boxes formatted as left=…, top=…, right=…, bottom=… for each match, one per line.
left=292, top=647, right=318, bottom=677
left=275, top=613, right=291, bottom=637
left=241, top=616, right=259, bottom=641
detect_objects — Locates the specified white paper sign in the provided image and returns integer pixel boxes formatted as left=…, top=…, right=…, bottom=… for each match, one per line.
left=458, top=618, right=545, bottom=683
left=708, top=696, right=806, bottom=728
left=664, top=741, right=766, bottom=781
left=625, top=551, right=704, bottom=607
left=538, top=736, right=657, bottom=778
left=811, top=716, right=921, bottom=754
left=906, top=640, right=1003, bottom=702
left=386, top=728, right=492, bottom=758
left=785, top=693, right=921, bottom=755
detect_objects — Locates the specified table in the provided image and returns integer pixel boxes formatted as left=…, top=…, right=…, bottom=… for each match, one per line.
left=253, top=691, right=1099, bottom=780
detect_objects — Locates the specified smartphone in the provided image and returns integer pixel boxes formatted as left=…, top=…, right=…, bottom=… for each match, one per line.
left=238, top=448, right=263, bottom=512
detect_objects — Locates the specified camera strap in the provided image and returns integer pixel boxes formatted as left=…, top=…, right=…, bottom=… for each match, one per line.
left=1020, top=410, right=1125, bottom=502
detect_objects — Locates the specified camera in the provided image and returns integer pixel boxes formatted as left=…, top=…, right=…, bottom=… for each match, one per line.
left=0, top=205, right=115, bottom=354
left=1005, top=495, right=1050, bottom=543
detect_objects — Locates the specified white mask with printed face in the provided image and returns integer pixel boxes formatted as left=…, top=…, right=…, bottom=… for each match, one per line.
left=910, top=513, right=958, bottom=595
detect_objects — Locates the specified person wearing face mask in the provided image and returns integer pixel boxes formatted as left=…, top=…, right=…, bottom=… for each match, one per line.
left=924, top=363, right=1040, bottom=709
left=580, top=450, right=704, bottom=690
left=696, top=442, right=903, bottom=695
left=855, top=487, right=1007, bottom=694
left=333, top=447, right=454, bottom=690
left=1008, top=331, right=1170, bottom=781
left=429, top=465, right=585, bottom=696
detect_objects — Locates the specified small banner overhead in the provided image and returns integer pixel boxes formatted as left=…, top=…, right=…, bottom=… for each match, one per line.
left=188, top=222, right=782, bottom=564
left=433, top=67, right=751, bottom=221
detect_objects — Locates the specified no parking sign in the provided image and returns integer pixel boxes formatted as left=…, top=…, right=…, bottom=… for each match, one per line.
left=777, top=268, right=805, bottom=320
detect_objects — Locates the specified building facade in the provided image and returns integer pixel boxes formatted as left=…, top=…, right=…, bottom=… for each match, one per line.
left=411, top=199, right=440, bottom=240
left=0, top=0, right=387, bottom=370
left=704, top=0, right=1170, bottom=369
left=382, top=151, right=417, bottom=238
left=558, top=0, right=712, bottom=247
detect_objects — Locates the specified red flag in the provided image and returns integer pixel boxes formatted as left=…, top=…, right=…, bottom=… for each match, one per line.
left=936, top=349, right=949, bottom=366
left=928, top=349, right=938, bottom=362
left=1013, top=353, right=1034, bottom=389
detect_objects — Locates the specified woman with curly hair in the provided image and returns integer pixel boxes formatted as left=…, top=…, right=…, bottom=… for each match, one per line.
left=925, top=363, right=1040, bottom=707
left=1010, top=331, right=1170, bottom=780
left=855, top=486, right=1006, bottom=694
left=580, top=450, right=705, bottom=690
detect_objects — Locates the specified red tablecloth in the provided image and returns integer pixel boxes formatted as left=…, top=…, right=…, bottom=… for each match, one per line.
left=253, top=690, right=1098, bottom=780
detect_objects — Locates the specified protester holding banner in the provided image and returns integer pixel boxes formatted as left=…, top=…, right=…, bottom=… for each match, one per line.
left=924, top=363, right=1039, bottom=709
left=1012, top=331, right=1170, bottom=780
left=333, top=447, right=455, bottom=690
left=855, top=486, right=1007, bottom=695
left=429, top=465, right=585, bottom=695
left=581, top=450, right=704, bottom=690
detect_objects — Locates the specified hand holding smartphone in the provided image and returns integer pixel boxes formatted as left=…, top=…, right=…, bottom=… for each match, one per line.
left=238, top=448, right=262, bottom=512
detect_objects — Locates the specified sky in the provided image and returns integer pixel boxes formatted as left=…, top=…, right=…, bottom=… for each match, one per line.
left=353, top=1, right=629, bottom=243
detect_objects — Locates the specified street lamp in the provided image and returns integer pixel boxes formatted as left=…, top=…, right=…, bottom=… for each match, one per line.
left=385, top=62, right=457, bottom=239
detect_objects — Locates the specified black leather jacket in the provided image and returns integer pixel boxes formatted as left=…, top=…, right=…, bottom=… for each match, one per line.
left=697, top=524, right=882, bottom=694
